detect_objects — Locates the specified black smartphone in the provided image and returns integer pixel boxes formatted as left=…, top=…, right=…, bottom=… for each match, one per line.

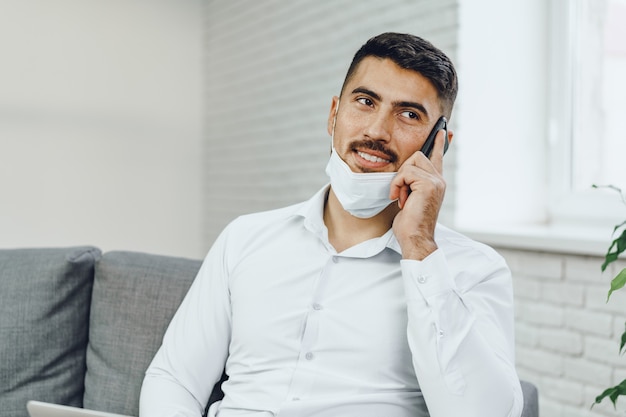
left=420, top=116, right=449, bottom=158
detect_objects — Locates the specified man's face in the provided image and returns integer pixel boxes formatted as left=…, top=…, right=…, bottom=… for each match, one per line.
left=327, top=56, right=444, bottom=173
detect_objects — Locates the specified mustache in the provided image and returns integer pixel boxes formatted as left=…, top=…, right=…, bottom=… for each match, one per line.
left=349, top=140, right=398, bottom=162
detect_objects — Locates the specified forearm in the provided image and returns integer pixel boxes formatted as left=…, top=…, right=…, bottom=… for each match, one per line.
left=140, top=368, right=205, bottom=417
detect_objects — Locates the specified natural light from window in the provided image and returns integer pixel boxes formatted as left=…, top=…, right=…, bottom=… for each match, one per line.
left=572, top=0, right=626, bottom=193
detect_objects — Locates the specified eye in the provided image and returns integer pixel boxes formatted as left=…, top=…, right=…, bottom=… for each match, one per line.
left=400, top=110, right=419, bottom=120
left=356, top=97, right=374, bottom=107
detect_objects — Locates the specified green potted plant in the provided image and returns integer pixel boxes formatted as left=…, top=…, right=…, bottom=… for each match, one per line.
left=593, top=185, right=626, bottom=409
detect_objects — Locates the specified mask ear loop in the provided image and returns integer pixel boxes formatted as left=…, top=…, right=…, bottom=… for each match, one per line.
left=331, top=98, right=340, bottom=151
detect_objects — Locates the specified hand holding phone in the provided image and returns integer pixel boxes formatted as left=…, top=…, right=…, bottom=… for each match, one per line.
left=420, top=116, right=449, bottom=158
left=391, top=116, right=449, bottom=260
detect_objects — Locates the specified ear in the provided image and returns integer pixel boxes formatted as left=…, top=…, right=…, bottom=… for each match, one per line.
left=446, top=128, right=454, bottom=145
left=327, top=96, right=340, bottom=137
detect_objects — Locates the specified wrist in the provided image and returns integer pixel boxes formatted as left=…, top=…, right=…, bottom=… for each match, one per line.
left=400, top=236, right=438, bottom=260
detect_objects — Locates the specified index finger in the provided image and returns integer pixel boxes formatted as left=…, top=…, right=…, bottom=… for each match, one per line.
left=430, top=129, right=447, bottom=174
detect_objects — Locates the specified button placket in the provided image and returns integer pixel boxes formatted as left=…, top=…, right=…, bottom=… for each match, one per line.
left=286, top=254, right=336, bottom=402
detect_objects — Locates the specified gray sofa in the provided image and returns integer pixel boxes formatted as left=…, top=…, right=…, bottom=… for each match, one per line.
left=0, top=246, right=539, bottom=417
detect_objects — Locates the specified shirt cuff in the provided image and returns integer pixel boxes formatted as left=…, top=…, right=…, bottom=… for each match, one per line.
left=401, top=249, right=456, bottom=303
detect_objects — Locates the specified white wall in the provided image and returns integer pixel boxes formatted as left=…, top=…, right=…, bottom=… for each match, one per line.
left=456, top=0, right=548, bottom=229
left=0, top=0, right=205, bottom=258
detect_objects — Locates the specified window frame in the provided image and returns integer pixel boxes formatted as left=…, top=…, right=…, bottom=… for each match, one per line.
left=547, top=0, right=625, bottom=230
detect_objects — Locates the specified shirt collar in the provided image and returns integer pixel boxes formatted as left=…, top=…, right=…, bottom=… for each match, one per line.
left=295, top=185, right=402, bottom=256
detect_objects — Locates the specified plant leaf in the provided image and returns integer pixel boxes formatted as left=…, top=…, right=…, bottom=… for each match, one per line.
left=602, top=238, right=618, bottom=272
left=621, top=326, right=626, bottom=355
left=593, top=379, right=626, bottom=409
left=593, top=386, right=617, bottom=408
left=607, top=268, right=626, bottom=302
left=602, top=230, right=626, bottom=272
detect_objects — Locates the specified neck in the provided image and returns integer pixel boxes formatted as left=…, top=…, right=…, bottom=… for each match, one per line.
left=323, top=187, right=399, bottom=253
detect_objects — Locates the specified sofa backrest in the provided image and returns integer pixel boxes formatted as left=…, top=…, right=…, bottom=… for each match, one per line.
left=0, top=246, right=101, bottom=417
left=0, top=247, right=540, bottom=417
left=83, top=251, right=202, bottom=416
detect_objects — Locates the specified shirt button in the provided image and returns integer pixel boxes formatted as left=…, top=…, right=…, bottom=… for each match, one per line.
left=292, top=397, right=300, bottom=401
left=305, top=352, right=314, bottom=360
left=312, top=303, right=323, bottom=311
left=438, top=329, right=444, bottom=337
left=332, top=256, right=339, bottom=263
left=417, top=275, right=428, bottom=284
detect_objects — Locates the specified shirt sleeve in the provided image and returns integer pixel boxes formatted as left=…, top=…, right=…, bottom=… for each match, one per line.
left=401, top=248, right=523, bottom=417
left=139, top=227, right=233, bottom=417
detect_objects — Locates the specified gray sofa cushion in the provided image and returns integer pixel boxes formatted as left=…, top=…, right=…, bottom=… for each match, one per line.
left=521, top=380, right=539, bottom=417
left=0, top=246, right=100, bottom=417
left=84, top=251, right=201, bottom=416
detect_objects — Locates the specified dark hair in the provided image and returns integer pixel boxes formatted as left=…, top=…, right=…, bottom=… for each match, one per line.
left=341, top=32, right=458, bottom=118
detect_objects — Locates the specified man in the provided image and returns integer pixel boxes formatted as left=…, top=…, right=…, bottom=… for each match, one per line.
left=140, top=32, right=523, bottom=417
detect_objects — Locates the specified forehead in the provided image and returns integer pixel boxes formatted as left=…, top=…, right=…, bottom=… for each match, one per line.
left=343, top=57, right=441, bottom=113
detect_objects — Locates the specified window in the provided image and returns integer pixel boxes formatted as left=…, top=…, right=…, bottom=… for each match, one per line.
left=549, top=0, right=626, bottom=227
left=572, top=0, right=626, bottom=192
left=455, top=0, right=624, bottom=247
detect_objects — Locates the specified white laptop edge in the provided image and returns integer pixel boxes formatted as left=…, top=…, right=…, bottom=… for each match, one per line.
left=27, top=400, right=135, bottom=417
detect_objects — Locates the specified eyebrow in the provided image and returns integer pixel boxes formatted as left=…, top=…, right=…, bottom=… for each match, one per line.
left=351, top=87, right=429, bottom=118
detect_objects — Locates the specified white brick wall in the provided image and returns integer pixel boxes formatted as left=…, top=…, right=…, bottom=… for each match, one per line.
left=203, top=0, right=459, bottom=245
left=497, top=246, right=626, bottom=417
left=202, top=2, right=626, bottom=417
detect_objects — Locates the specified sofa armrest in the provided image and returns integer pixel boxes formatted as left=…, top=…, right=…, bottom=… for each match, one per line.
left=520, top=380, right=539, bottom=417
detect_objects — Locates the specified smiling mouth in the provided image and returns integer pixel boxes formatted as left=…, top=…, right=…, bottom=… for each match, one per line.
left=357, top=151, right=390, bottom=163
left=349, top=140, right=397, bottom=165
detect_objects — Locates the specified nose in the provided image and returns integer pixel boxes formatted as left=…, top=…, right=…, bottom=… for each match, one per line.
left=363, top=109, right=392, bottom=142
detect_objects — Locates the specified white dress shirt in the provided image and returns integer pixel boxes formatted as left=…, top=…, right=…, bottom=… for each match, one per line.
left=140, top=186, right=523, bottom=417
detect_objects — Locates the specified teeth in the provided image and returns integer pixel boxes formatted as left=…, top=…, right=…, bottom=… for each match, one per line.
left=358, top=151, right=389, bottom=163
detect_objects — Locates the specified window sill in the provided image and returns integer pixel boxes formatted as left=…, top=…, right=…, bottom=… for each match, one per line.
left=458, top=224, right=614, bottom=257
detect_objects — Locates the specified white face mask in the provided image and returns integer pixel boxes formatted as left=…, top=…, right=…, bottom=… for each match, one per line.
left=325, top=147, right=397, bottom=218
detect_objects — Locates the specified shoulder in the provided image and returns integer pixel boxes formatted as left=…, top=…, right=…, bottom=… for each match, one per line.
left=216, top=201, right=308, bottom=255
left=435, top=223, right=508, bottom=270
left=228, top=201, right=306, bottom=234
left=434, top=225, right=512, bottom=293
